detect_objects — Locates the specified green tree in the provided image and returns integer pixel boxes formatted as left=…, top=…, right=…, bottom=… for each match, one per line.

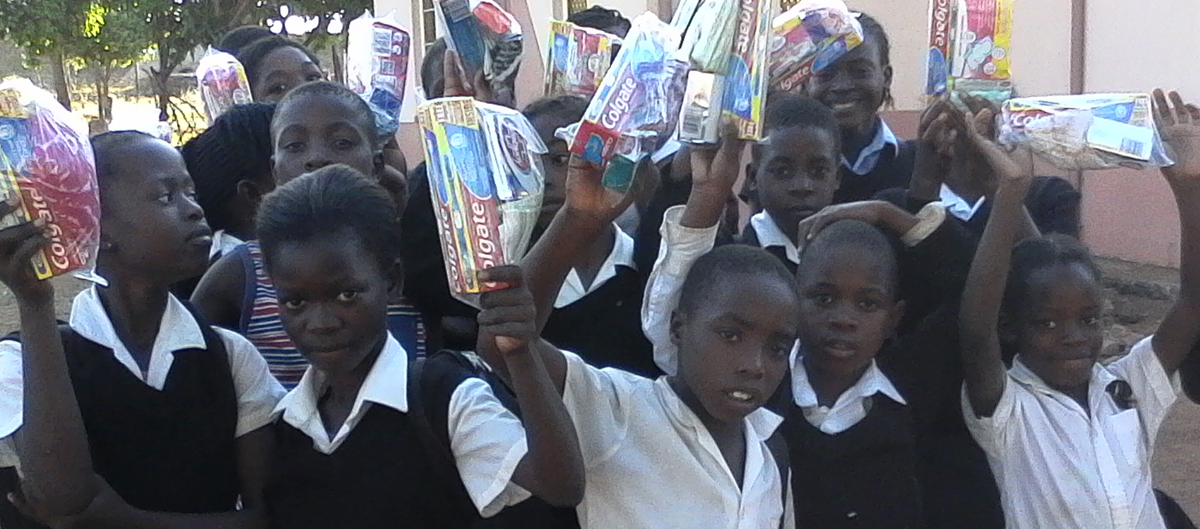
left=274, top=0, right=370, bottom=84
left=76, top=1, right=153, bottom=123
left=0, top=0, right=90, bottom=109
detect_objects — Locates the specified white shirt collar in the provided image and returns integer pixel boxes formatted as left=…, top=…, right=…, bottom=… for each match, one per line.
left=938, top=185, right=987, bottom=222
left=209, top=229, right=245, bottom=261
left=69, top=286, right=206, bottom=390
left=749, top=211, right=801, bottom=264
left=843, top=120, right=900, bottom=176
left=274, top=332, right=410, bottom=454
left=1009, top=354, right=1121, bottom=413
left=554, top=226, right=637, bottom=308
left=653, top=376, right=784, bottom=442
left=789, top=343, right=906, bottom=434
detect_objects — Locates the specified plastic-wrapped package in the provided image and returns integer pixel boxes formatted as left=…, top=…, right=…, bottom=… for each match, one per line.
left=926, top=0, right=1014, bottom=102
left=544, top=21, right=619, bottom=98
left=768, top=0, right=862, bottom=93
left=0, top=79, right=100, bottom=280
left=719, top=0, right=771, bottom=140
left=196, top=47, right=252, bottom=124
left=999, top=94, right=1173, bottom=171
left=417, top=97, right=545, bottom=305
left=347, top=11, right=411, bottom=140
left=572, top=13, right=686, bottom=173
left=437, top=0, right=523, bottom=93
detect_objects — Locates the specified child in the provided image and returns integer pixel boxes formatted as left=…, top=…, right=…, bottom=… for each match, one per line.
left=192, top=81, right=424, bottom=388
left=805, top=12, right=915, bottom=203
left=520, top=138, right=796, bottom=528
left=740, top=93, right=844, bottom=274
left=0, top=131, right=284, bottom=527
left=236, top=36, right=325, bottom=103
left=959, top=89, right=1200, bottom=529
left=181, top=103, right=276, bottom=263
left=217, top=25, right=275, bottom=55
left=255, top=166, right=583, bottom=527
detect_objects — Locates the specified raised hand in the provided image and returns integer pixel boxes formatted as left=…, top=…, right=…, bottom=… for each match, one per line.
left=795, top=200, right=916, bottom=244
left=689, top=130, right=748, bottom=195
left=477, top=265, right=539, bottom=356
left=1154, top=89, right=1200, bottom=181
left=563, top=154, right=640, bottom=226
left=949, top=100, right=1031, bottom=188
left=910, top=97, right=957, bottom=200
left=0, top=198, right=53, bottom=303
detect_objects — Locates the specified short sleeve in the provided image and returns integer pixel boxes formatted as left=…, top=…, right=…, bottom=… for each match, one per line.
left=0, top=340, right=22, bottom=468
left=1109, top=336, right=1178, bottom=438
left=446, top=378, right=531, bottom=518
left=215, top=328, right=287, bottom=437
left=642, top=205, right=718, bottom=375
left=961, top=376, right=1019, bottom=456
left=561, top=351, right=639, bottom=468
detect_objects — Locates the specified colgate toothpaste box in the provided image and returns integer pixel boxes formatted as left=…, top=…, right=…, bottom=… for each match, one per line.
left=196, top=48, right=252, bottom=124
left=418, top=97, right=545, bottom=304
left=720, top=0, right=772, bottom=140
left=545, top=21, right=618, bottom=98
left=926, top=0, right=1014, bottom=100
left=347, top=12, right=411, bottom=140
left=768, top=0, right=862, bottom=94
left=0, top=79, right=100, bottom=280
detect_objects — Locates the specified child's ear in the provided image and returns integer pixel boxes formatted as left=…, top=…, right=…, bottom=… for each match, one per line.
left=998, top=313, right=1018, bottom=347
left=744, top=162, right=758, bottom=191
left=270, top=155, right=279, bottom=183
left=372, top=151, right=386, bottom=180
left=669, top=310, right=686, bottom=347
left=385, top=257, right=405, bottom=296
left=887, top=299, right=907, bottom=337
left=236, top=180, right=266, bottom=206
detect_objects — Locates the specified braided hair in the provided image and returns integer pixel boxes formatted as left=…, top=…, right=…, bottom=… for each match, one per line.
left=181, top=103, right=275, bottom=234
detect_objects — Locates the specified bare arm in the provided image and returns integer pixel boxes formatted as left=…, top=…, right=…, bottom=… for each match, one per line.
left=191, top=251, right=247, bottom=330
left=957, top=108, right=1034, bottom=417
left=1150, top=90, right=1200, bottom=374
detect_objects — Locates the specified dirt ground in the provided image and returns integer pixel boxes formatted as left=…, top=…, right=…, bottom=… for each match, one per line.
left=0, top=259, right=1198, bottom=520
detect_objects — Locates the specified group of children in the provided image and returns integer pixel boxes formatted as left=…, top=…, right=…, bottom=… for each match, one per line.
left=0, top=7, right=1197, bottom=529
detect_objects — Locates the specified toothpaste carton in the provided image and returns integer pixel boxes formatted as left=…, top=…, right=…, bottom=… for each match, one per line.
left=926, top=0, right=1014, bottom=101
left=347, top=11, right=411, bottom=140
left=437, top=0, right=523, bottom=91
left=720, top=0, right=772, bottom=140
left=196, top=47, right=252, bottom=124
left=768, top=0, right=862, bottom=94
left=544, top=21, right=618, bottom=98
left=0, top=79, right=100, bottom=280
left=418, top=97, right=545, bottom=304
left=678, top=71, right=726, bottom=143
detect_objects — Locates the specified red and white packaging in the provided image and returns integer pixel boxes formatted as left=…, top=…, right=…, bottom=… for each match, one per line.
left=196, top=47, right=252, bottom=124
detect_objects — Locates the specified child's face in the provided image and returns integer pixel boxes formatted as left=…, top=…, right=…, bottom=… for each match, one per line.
left=251, top=47, right=325, bottom=103
left=751, top=126, right=841, bottom=241
left=98, top=137, right=212, bottom=282
left=672, top=273, right=799, bottom=424
left=805, top=39, right=892, bottom=137
left=272, top=95, right=379, bottom=185
left=529, top=112, right=573, bottom=232
left=1012, top=262, right=1104, bottom=393
left=797, top=244, right=904, bottom=381
left=269, top=231, right=396, bottom=376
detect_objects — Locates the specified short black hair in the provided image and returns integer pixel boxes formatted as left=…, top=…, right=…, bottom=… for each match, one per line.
left=677, top=245, right=797, bottom=315
left=421, top=38, right=448, bottom=99
left=756, top=92, right=842, bottom=156
left=218, top=26, right=275, bottom=55
left=522, top=95, right=588, bottom=124
left=568, top=6, right=631, bottom=37
left=90, top=130, right=158, bottom=186
left=799, top=219, right=900, bottom=297
left=181, top=103, right=275, bottom=233
left=1002, top=234, right=1102, bottom=317
left=236, top=35, right=322, bottom=87
left=257, top=164, right=402, bottom=276
left=273, top=81, right=379, bottom=149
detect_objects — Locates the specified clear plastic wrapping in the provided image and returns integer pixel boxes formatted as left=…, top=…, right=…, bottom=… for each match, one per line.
left=437, top=0, right=524, bottom=92
left=417, top=97, right=545, bottom=306
left=196, top=47, right=252, bottom=124
left=768, top=0, right=862, bottom=94
left=998, top=93, right=1173, bottom=171
left=544, top=21, right=618, bottom=98
left=347, top=11, right=411, bottom=140
left=0, top=79, right=100, bottom=280
left=926, top=0, right=1014, bottom=103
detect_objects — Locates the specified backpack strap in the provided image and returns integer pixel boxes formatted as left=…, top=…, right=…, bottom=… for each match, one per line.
left=765, top=429, right=790, bottom=529
left=407, top=353, right=481, bottom=527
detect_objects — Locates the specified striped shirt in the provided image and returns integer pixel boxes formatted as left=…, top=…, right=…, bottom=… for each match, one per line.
left=236, top=241, right=427, bottom=389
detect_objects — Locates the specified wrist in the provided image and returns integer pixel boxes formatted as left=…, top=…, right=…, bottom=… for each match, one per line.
left=680, top=187, right=729, bottom=229
left=16, top=289, right=54, bottom=311
left=878, top=202, right=919, bottom=234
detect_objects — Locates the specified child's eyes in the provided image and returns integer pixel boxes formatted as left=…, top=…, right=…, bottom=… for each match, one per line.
left=811, top=293, right=834, bottom=306
left=336, top=290, right=360, bottom=302
left=281, top=299, right=305, bottom=310
left=333, top=138, right=356, bottom=150
left=306, top=73, right=323, bottom=82
left=281, top=141, right=305, bottom=153
left=770, top=343, right=791, bottom=358
left=858, top=299, right=882, bottom=311
left=269, top=84, right=289, bottom=96
left=1083, top=316, right=1101, bottom=326
left=1038, top=320, right=1058, bottom=330
left=716, top=329, right=741, bottom=343
left=157, top=192, right=172, bottom=204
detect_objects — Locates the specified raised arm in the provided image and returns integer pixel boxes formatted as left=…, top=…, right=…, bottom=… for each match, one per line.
left=957, top=108, right=1034, bottom=418
left=476, top=266, right=584, bottom=507
left=1150, top=90, right=1200, bottom=375
left=0, top=204, right=97, bottom=519
left=190, top=250, right=247, bottom=330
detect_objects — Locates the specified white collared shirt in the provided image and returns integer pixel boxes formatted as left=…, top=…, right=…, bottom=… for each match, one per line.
left=274, top=333, right=531, bottom=517
left=844, top=120, right=900, bottom=176
left=209, top=229, right=245, bottom=261
left=938, top=185, right=987, bottom=222
left=749, top=211, right=801, bottom=265
left=554, top=226, right=637, bottom=309
left=0, top=286, right=285, bottom=468
left=560, top=351, right=789, bottom=529
left=791, top=346, right=906, bottom=434
left=963, top=336, right=1177, bottom=529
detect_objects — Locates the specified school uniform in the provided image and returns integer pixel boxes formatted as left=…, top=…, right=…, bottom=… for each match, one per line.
left=740, top=211, right=801, bottom=275
left=559, top=350, right=788, bottom=529
left=963, top=337, right=1178, bottom=529
left=264, top=332, right=531, bottom=529
left=835, top=120, right=917, bottom=204
left=876, top=177, right=1082, bottom=240
left=0, top=287, right=285, bottom=523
